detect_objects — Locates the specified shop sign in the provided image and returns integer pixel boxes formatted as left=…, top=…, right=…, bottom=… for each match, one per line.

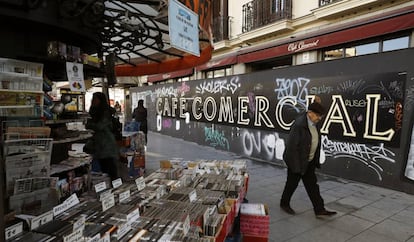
left=288, top=39, right=320, bottom=52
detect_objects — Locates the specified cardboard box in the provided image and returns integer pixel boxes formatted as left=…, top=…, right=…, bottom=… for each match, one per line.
left=240, top=204, right=269, bottom=238
left=202, top=214, right=226, bottom=242
left=160, top=160, right=172, bottom=168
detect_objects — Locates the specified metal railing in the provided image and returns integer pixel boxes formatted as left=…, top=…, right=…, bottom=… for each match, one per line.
left=242, top=0, right=292, bottom=33
left=212, top=16, right=230, bottom=42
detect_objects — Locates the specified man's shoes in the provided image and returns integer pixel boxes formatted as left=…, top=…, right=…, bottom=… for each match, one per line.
left=315, top=210, right=337, bottom=218
left=280, top=205, right=296, bottom=215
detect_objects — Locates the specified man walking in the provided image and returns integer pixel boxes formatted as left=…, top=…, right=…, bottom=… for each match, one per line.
left=280, top=102, right=337, bottom=218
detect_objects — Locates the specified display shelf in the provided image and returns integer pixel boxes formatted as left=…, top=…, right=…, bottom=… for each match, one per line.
left=0, top=89, right=43, bottom=94
left=0, top=105, right=34, bottom=109
left=52, top=132, right=92, bottom=144
left=45, top=118, right=88, bottom=125
left=50, top=156, right=91, bottom=176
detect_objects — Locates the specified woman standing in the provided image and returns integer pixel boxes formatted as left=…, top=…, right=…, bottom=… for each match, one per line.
left=86, top=92, right=119, bottom=180
left=132, top=99, right=148, bottom=144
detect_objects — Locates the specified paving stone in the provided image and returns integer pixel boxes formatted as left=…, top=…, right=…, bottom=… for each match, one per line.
left=346, top=230, right=400, bottom=242
left=351, top=205, right=396, bottom=223
left=326, top=214, right=374, bottom=235
left=284, top=224, right=353, bottom=242
left=369, top=219, right=414, bottom=241
left=389, top=208, right=414, bottom=227
left=336, top=195, right=374, bottom=208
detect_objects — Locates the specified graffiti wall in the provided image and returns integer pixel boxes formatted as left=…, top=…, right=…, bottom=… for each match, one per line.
left=131, top=48, right=414, bottom=194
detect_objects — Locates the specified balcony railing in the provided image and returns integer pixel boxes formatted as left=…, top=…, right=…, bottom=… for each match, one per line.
left=319, top=0, right=344, bottom=6
left=212, top=16, right=230, bottom=42
left=242, top=0, right=292, bottom=33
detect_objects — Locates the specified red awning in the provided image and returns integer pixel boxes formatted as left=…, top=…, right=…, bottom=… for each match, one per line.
left=196, top=54, right=238, bottom=71
left=147, top=68, right=194, bottom=82
left=238, top=9, right=414, bottom=63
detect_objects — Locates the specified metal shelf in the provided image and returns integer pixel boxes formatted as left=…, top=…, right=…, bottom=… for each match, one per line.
left=52, top=132, right=92, bottom=144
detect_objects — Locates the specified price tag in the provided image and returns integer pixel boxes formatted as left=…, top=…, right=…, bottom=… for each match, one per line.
left=86, top=233, right=100, bottom=242
left=65, top=193, right=80, bottom=208
left=73, top=215, right=86, bottom=231
left=214, top=167, right=220, bottom=175
left=117, top=223, right=131, bottom=239
left=112, top=178, right=122, bottom=189
left=99, top=190, right=112, bottom=201
left=119, top=190, right=131, bottom=203
left=198, top=169, right=205, bottom=176
left=53, top=202, right=69, bottom=217
left=94, top=181, right=107, bottom=193
left=31, top=210, right=54, bottom=230
left=5, top=222, right=23, bottom=240
left=135, top=177, right=146, bottom=191
left=102, top=194, right=115, bottom=212
left=53, top=193, right=80, bottom=216
left=127, top=208, right=140, bottom=222
left=182, top=215, right=190, bottom=236
left=227, top=169, right=234, bottom=180
left=189, top=189, right=197, bottom=202
left=63, top=227, right=84, bottom=242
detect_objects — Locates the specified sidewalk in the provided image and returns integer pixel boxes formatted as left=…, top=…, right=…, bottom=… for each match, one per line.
left=144, top=131, right=414, bottom=242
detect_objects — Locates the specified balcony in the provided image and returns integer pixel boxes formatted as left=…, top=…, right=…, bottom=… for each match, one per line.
left=242, top=0, right=292, bottom=33
left=313, top=0, right=388, bottom=19
left=212, top=16, right=230, bottom=42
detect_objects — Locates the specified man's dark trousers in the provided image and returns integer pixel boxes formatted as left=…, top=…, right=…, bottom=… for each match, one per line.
left=280, top=160, right=325, bottom=213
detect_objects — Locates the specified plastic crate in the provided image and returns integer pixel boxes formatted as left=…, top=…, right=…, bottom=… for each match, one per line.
left=240, top=204, right=269, bottom=238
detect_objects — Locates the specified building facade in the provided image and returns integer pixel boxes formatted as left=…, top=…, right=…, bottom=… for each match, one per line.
left=130, top=0, right=414, bottom=194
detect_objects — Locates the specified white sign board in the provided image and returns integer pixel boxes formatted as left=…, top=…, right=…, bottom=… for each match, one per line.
left=168, top=0, right=200, bottom=56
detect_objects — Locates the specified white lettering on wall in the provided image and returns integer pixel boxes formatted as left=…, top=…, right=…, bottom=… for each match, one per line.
left=364, top=94, right=395, bottom=141
left=321, top=95, right=356, bottom=137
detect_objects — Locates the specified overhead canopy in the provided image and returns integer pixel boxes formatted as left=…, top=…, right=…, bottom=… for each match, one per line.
left=100, top=0, right=213, bottom=76
left=0, top=0, right=213, bottom=78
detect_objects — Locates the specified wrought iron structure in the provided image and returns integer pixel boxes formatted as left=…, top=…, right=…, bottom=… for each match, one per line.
left=0, top=0, right=210, bottom=67
left=242, top=0, right=292, bottom=33
left=56, top=0, right=186, bottom=66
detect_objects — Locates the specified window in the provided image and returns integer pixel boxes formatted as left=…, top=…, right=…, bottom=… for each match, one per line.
left=204, top=66, right=232, bottom=79
left=347, top=42, right=379, bottom=57
left=383, top=36, right=409, bottom=52
left=324, top=48, right=344, bottom=60
left=177, top=76, right=190, bottom=82
left=323, top=33, right=410, bottom=61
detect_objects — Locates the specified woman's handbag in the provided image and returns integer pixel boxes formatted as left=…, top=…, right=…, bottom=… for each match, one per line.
left=83, top=139, right=95, bottom=154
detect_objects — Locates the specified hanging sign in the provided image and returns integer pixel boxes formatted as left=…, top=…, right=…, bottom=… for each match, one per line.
left=168, top=0, right=200, bottom=56
left=66, top=62, right=86, bottom=92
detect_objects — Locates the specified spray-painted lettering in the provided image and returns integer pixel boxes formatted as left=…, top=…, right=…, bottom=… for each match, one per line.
left=204, top=127, right=230, bottom=150
left=322, top=135, right=395, bottom=181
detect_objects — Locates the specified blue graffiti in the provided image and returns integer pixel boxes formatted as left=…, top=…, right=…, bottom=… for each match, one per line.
left=204, top=127, right=230, bottom=150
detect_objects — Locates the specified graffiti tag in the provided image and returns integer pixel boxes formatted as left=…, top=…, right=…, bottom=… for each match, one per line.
left=204, top=127, right=230, bottom=150
left=322, top=135, right=395, bottom=181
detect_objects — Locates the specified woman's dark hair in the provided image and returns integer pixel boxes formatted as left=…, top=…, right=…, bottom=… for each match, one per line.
left=138, top=99, right=144, bottom=107
left=90, top=92, right=110, bottom=121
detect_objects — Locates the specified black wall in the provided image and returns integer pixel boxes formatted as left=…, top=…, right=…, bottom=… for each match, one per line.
left=131, top=48, right=414, bottom=194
